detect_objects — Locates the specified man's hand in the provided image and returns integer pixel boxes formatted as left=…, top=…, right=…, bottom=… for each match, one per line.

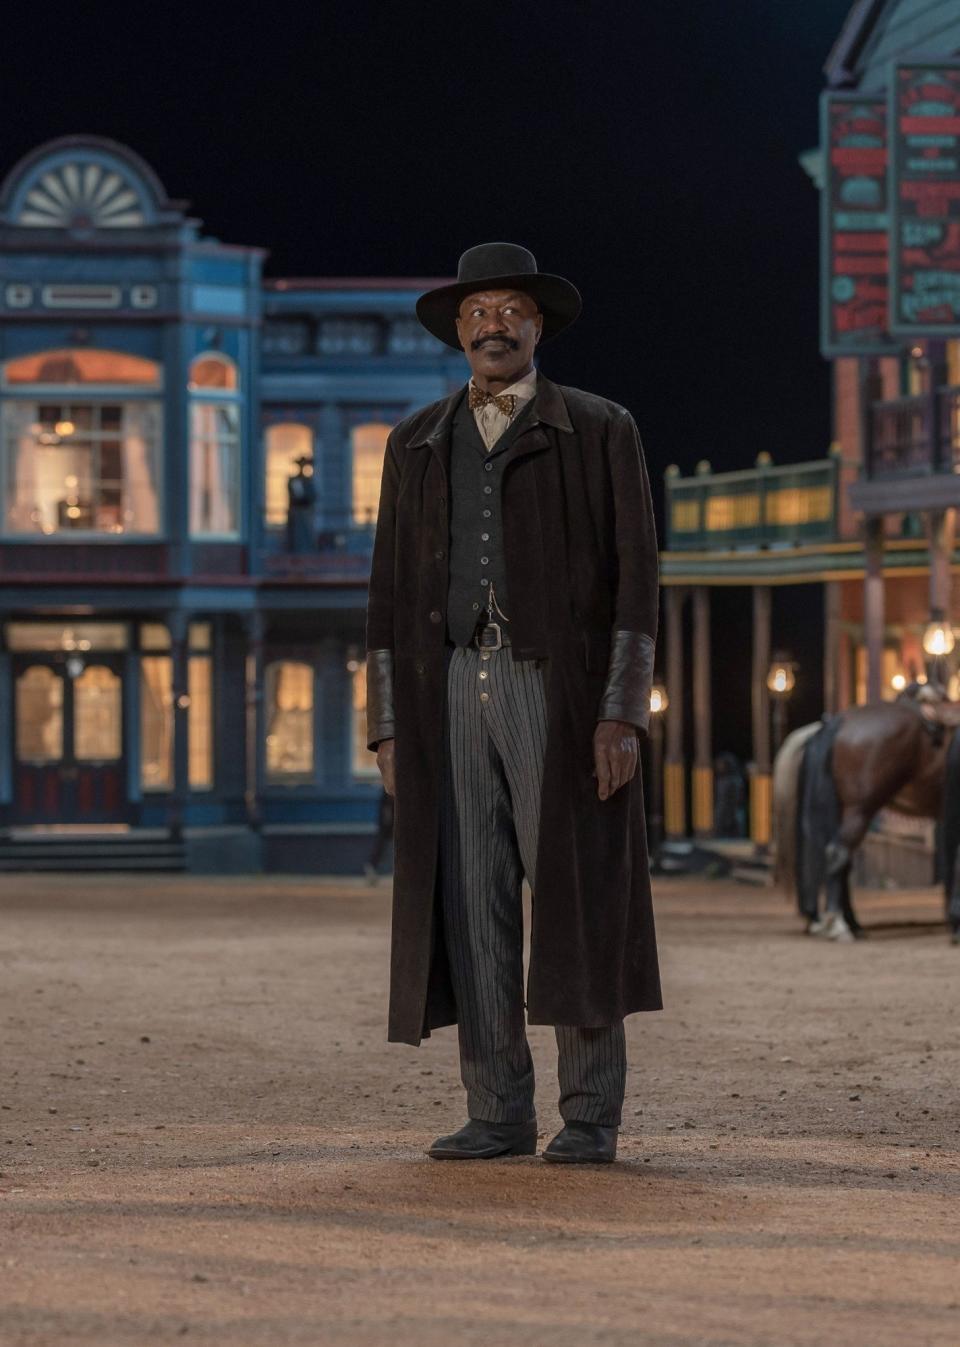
left=376, top=738, right=396, bottom=797
left=593, top=720, right=639, bottom=801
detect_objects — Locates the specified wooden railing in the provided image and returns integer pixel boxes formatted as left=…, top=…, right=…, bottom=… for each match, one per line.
left=664, top=455, right=839, bottom=551
left=868, top=384, right=960, bottom=478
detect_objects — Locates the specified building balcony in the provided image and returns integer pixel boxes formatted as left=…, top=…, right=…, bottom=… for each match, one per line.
left=664, top=455, right=840, bottom=553
left=851, top=386, right=960, bottom=514
left=259, top=509, right=374, bottom=585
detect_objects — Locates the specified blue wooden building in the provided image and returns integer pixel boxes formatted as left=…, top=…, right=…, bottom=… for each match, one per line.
left=0, top=134, right=461, bottom=871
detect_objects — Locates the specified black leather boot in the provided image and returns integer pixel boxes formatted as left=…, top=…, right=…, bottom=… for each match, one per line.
left=427, top=1117, right=538, bottom=1160
left=543, top=1121, right=618, bottom=1164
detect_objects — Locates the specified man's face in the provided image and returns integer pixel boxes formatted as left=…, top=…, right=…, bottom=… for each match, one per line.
left=455, top=289, right=542, bottom=387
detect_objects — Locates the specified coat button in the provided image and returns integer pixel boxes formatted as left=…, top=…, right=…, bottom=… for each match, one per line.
left=481, top=532, right=489, bottom=541
left=484, top=462, right=493, bottom=471
left=480, top=579, right=489, bottom=587
left=483, top=486, right=492, bottom=494
left=429, top=610, right=441, bottom=623
left=415, top=661, right=424, bottom=673
left=480, top=556, right=489, bottom=565
left=482, top=508, right=491, bottom=517
left=435, top=549, right=444, bottom=559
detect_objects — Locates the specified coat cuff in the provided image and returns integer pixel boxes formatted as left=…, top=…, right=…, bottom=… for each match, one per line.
left=596, top=629, right=656, bottom=733
left=366, top=648, right=395, bottom=749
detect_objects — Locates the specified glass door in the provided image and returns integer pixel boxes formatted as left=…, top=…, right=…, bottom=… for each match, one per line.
left=13, top=655, right=127, bottom=823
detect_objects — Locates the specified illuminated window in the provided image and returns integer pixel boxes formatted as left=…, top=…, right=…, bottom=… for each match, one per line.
left=188, top=621, right=213, bottom=791
left=188, top=353, right=239, bottom=391
left=16, top=666, right=63, bottom=763
left=265, top=422, right=313, bottom=527
left=2, top=350, right=162, bottom=537
left=141, top=655, right=173, bottom=791
left=351, top=658, right=380, bottom=779
left=3, top=349, right=161, bottom=388
left=352, top=423, right=391, bottom=526
left=265, top=661, right=314, bottom=784
left=189, top=354, right=241, bottom=538
left=139, top=621, right=214, bottom=792
left=74, top=665, right=122, bottom=761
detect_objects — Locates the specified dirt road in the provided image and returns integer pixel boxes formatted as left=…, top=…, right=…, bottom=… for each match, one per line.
left=1, top=873, right=958, bottom=1346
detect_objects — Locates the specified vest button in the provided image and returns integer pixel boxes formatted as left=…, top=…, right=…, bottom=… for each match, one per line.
left=429, top=610, right=442, bottom=623
left=435, top=549, right=444, bottom=559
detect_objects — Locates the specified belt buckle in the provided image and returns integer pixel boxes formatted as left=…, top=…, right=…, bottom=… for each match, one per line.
left=475, top=621, right=503, bottom=651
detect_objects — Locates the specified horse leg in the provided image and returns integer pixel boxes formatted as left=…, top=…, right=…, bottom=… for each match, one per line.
left=820, top=806, right=870, bottom=941
left=948, top=845, right=960, bottom=945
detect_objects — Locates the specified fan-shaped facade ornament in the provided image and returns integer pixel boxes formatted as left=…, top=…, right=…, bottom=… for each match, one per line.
left=16, top=161, right=147, bottom=229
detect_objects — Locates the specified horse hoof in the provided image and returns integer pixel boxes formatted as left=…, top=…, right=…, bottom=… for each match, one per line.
left=824, top=914, right=855, bottom=943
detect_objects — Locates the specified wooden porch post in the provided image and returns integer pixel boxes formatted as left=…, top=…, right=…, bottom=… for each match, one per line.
left=692, top=585, right=713, bottom=836
left=243, top=611, right=266, bottom=833
left=750, top=585, right=772, bottom=849
left=824, top=581, right=841, bottom=716
left=168, top=610, right=189, bottom=842
left=864, top=516, right=885, bottom=703
left=664, top=585, right=686, bottom=839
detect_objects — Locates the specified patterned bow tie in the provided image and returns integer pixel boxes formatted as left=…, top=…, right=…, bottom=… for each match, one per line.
left=469, top=385, right=518, bottom=418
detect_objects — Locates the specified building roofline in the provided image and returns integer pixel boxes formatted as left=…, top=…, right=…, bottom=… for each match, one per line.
left=263, top=277, right=454, bottom=292
left=824, top=0, right=891, bottom=88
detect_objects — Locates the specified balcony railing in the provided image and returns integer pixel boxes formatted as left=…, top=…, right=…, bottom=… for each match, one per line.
left=868, top=385, right=960, bottom=479
left=260, top=508, right=376, bottom=581
left=665, top=456, right=839, bottom=551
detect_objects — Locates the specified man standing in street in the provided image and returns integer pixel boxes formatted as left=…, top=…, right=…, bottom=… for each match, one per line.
left=365, top=243, right=661, bottom=1163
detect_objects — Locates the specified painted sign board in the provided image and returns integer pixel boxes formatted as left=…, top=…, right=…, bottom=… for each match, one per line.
left=821, top=92, right=894, bottom=356
left=890, top=62, right=960, bottom=334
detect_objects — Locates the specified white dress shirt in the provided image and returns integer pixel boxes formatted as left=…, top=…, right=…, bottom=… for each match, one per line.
left=470, top=367, right=538, bottom=451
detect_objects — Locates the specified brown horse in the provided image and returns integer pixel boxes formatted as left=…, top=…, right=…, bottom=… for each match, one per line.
left=774, top=688, right=960, bottom=942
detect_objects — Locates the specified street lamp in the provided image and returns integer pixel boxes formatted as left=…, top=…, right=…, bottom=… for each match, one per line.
left=922, top=613, right=955, bottom=691
left=767, top=653, right=796, bottom=756
left=647, top=682, right=668, bottom=866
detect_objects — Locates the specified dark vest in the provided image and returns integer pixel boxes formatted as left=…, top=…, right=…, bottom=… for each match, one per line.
left=445, top=390, right=538, bottom=647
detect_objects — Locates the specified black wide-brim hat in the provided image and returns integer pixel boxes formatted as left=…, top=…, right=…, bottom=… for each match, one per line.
left=416, top=242, right=582, bottom=350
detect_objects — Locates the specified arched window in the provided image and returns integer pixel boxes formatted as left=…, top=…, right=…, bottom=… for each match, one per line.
left=265, top=661, right=315, bottom=784
left=188, top=353, right=241, bottom=538
left=3, top=349, right=161, bottom=388
left=188, top=353, right=239, bottom=392
left=1, top=347, right=162, bottom=536
left=352, top=422, right=392, bottom=527
left=265, top=422, right=313, bottom=527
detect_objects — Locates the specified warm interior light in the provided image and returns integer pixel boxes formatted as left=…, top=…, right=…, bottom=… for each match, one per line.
left=650, top=684, right=668, bottom=715
left=922, top=620, right=956, bottom=657
left=891, top=673, right=907, bottom=691
left=766, top=660, right=796, bottom=697
left=54, top=420, right=75, bottom=436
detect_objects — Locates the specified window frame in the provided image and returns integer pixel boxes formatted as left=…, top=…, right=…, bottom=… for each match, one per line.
left=0, top=391, right=165, bottom=542
left=188, top=352, right=243, bottom=541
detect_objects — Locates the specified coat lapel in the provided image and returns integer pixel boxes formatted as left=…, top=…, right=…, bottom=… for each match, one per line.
left=405, top=374, right=574, bottom=477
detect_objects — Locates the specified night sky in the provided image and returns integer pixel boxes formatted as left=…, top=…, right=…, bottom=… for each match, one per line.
left=1, top=1, right=857, bottom=759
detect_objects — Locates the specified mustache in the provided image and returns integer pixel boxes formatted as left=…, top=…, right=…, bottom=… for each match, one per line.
left=472, top=334, right=519, bottom=351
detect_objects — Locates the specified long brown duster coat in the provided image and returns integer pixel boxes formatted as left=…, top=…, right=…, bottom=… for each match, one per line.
left=365, top=374, right=662, bottom=1046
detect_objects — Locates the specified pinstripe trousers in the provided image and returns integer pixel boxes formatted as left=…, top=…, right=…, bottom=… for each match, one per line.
left=439, top=642, right=627, bottom=1127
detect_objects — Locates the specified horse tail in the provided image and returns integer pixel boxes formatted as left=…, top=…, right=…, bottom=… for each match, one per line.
left=939, top=727, right=960, bottom=914
left=772, top=721, right=823, bottom=897
left=795, top=713, right=844, bottom=919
